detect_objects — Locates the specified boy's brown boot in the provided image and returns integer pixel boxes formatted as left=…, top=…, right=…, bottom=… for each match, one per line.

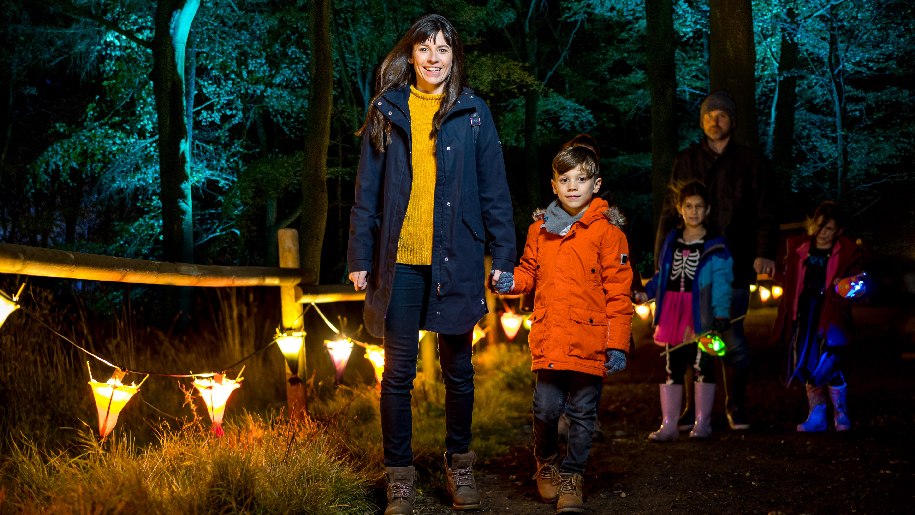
left=556, top=472, right=584, bottom=513
left=383, top=466, right=415, bottom=515
left=445, top=451, right=481, bottom=511
left=533, top=454, right=561, bottom=503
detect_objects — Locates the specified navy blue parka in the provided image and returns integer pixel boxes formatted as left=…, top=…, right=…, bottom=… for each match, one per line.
left=347, top=86, right=516, bottom=338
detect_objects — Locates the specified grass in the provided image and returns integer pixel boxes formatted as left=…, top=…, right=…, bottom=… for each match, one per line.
left=0, top=282, right=538, bottom=513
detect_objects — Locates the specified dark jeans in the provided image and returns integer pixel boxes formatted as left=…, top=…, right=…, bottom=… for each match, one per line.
left=722, top=288, right=751, bottom=371
left=532, top=369, right=603, bottom=474
left=381, top=264, right=475, bottom=467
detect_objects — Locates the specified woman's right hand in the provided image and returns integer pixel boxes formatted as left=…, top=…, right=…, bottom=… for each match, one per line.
left=349, top=271, right=368, bottom=291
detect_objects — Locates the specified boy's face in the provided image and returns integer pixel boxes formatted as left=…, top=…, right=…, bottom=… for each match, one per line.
left=551, top=165, right=601, bottom=216
left=814, top=216, right=842, bottom=249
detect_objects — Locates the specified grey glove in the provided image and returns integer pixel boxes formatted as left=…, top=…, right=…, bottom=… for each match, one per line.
left=604, top=349, right=627, bottom=375
left=493, top=271, right=514, bottom=294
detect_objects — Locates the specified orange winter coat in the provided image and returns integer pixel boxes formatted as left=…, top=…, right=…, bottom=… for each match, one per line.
left=510, top=197, right=633, bottom=377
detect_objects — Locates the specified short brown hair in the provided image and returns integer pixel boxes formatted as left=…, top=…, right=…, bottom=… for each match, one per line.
left=553, top=141, right=599, bottom=179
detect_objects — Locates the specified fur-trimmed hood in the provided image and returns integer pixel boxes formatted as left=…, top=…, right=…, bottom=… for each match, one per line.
left=532, top=202, right=627, bottom=228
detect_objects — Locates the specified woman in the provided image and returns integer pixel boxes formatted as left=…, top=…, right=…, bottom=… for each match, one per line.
left=346, top=13, right=515, bottom=514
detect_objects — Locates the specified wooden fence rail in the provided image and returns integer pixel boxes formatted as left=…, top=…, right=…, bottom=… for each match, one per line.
left=0, top=242, right=314, bottom=288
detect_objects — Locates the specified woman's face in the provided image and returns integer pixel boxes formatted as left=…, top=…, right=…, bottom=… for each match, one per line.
left=410, top=31, right=452, bottom=95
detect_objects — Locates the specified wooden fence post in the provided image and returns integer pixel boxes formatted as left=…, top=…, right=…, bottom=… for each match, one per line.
left=278, top=228, right=307, bottom=420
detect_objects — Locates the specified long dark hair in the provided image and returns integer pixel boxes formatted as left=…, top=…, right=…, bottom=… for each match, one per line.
left=357, top=14, right=467, bottom=151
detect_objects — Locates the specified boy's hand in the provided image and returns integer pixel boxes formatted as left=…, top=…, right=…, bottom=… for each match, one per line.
left=604, top=349, right=627, bottom=375
left=632, top=291, right=649, bottom=304
left=492, top=270, right=514, bottom=294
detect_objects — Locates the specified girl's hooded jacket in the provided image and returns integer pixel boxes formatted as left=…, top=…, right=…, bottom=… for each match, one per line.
left=347, top=86, right=516, bottom=338
left=646, top=229, right=734, bottom=336
left=771, top=234, right=862, bottom=348
left=509, top=197, right=633, bottom=377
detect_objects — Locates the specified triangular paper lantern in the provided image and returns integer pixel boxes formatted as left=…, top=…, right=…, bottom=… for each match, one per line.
left=193, top=371, right=243, bottom=436
left=88, top=366, right=144, bottom=439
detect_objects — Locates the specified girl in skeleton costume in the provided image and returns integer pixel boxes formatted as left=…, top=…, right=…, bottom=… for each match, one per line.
left=639, top=180, right=734, bottom=441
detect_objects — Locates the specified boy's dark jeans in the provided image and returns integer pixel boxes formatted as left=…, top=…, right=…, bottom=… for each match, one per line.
left=532, top=369, right=603, bottom=474
left=381, top=264, right=475, bottom=467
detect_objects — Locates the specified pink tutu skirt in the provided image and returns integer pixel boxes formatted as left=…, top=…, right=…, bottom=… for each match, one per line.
left=654, top=291, right=695, bottom=347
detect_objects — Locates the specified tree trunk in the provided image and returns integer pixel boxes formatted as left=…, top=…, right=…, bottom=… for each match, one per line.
left=709, top=0, right=758, bottom=148
left=770, top=6, right=798, bottom=172
left=299, top=0, right=331, bottom=284
left=522, top=21, right=541, bottom=212
left=827, top=8, right=848, bottom=201
left=644, top=0, right=678, bottom=225
left=151, top=0, right=199, bottom=263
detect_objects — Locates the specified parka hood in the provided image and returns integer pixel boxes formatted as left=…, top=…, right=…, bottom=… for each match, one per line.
left=532, top=200, right=627, bottom=228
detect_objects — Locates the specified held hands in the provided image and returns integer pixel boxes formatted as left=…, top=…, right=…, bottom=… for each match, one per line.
left=491, top=270, right=514, bottom=294
left=604, top=349, right=627, bottom=375
left=349, top=271, right=368, bottom=291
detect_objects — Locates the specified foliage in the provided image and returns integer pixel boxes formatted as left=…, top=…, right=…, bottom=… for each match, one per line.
left=0, top=415, right=376, bottom=514
left=1, top=0, right=913, bottom=275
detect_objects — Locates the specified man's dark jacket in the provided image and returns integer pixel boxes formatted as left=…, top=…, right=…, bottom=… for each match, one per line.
left=347, top=86, right=516, bottom=338
left=655, top=138, right=778, bottom=288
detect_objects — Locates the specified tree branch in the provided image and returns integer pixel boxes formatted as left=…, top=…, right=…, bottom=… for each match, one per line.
left=41, top=0, right=152, bottom=50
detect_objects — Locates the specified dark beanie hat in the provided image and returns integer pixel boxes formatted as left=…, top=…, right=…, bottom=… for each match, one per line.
left=700, top=91, right=737, bottom=126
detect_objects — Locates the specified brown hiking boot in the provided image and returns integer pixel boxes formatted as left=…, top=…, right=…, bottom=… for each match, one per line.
left=384, top=466, right=416, bottom=515
left=534, top=455, right=561, bottom=503
left=445, top=451, right=481, bottom=511
left=556, top=472, right=584, bottom=513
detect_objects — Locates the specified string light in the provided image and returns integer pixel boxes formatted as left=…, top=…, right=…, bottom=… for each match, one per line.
left=276, top=330, right=306, bottom=376
left=500, top=311, right=524, bottom=341
left=325, top=337, right=354, bottom=384
left=87, top=364, right=148, bottom=440
left=0, top=284, right=25, bottom=329
left=364, top=344, right=385, bottom=384
left=193, top=368, right=244, bottom=437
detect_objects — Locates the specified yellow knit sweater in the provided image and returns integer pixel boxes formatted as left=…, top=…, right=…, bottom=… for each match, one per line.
left=396, top=87, right=443, bottom=265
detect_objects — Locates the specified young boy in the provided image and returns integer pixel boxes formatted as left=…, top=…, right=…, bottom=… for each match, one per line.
left=495, top=138, right=632, bottom=513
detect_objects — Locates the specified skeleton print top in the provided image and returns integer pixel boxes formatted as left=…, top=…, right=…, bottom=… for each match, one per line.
left=664, top=237, right=705, bottom=293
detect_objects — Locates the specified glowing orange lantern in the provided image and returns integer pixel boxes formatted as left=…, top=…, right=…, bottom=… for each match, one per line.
left=500, top=311, right=524, bottom=341
left=772, top=285, right=784, bottom=299
left=194, top=368, right=244, bottom=437
left=0, top=285, right=25, bottom=329
left=325, top=337, right=354, bottom=384
left=758, top=285, right=772, bottom=303
left=88, top=365, right=147, bottom=440
left=523, top=314, right=533, bottom=331
left=365, top=344, right=385, bottom=384
left=634, top=302, right=652, bottom=320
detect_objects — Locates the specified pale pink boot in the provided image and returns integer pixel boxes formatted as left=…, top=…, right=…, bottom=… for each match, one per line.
left=648, top=384, right=682, bottom=442
left=689, top=382, right=716, bottom=439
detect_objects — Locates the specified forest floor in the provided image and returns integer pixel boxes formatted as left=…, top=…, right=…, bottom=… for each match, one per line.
left=370, top=304, right=915, bottom=514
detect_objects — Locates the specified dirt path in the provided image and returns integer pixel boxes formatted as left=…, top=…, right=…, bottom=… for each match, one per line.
left=382, top=305, right=915, bottom=514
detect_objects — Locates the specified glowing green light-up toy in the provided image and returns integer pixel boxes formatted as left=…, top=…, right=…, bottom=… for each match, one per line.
left=697, top=333, right=727, bottom=357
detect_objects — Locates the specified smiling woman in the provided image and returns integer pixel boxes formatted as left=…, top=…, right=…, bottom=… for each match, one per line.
left=346, top=13, right=516, bottom=515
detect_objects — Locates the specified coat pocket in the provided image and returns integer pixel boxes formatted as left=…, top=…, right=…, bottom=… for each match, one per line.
left=568, top=306, right=608, bottom=361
